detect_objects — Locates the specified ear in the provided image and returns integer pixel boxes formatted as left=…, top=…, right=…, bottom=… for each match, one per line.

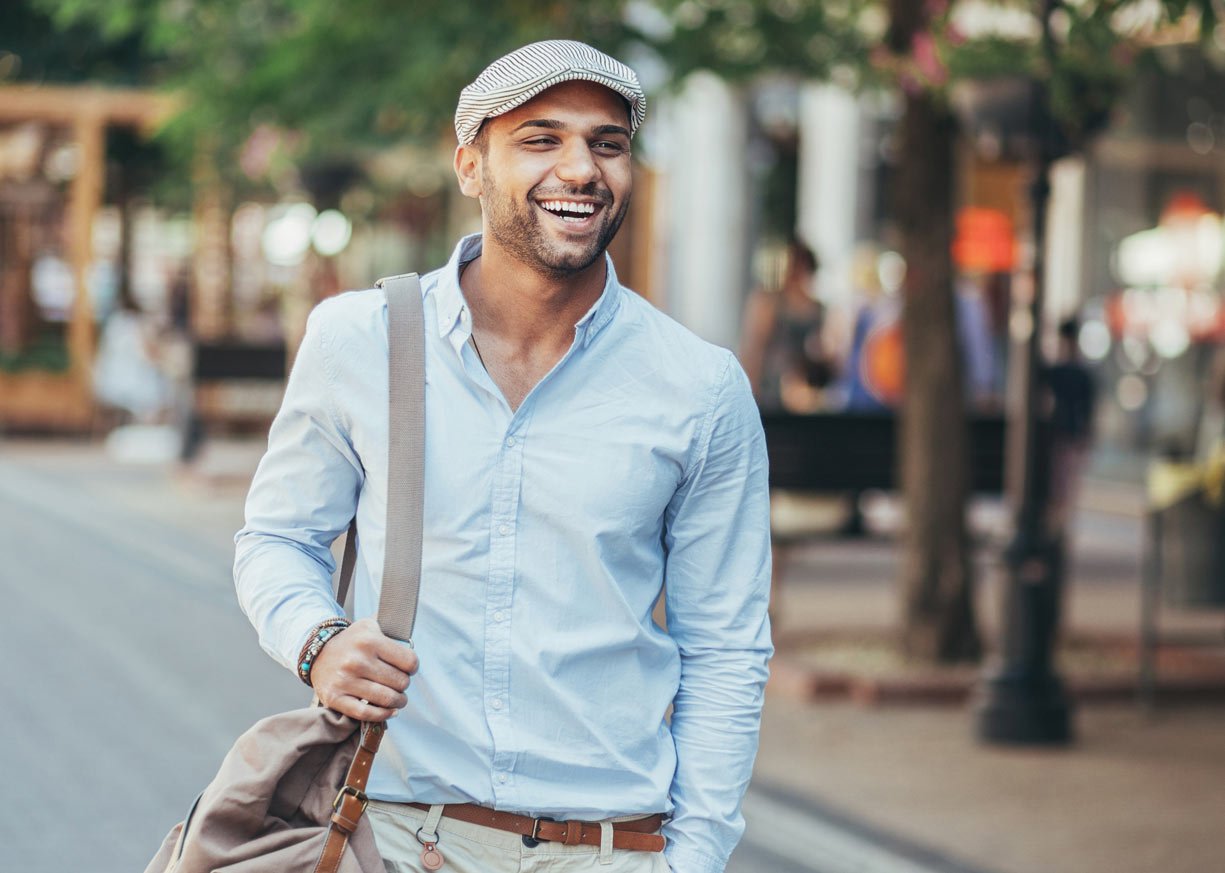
left=454, top=144, right=483, bottom=199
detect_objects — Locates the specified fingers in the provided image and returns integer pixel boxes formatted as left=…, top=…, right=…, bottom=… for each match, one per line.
left=347, top=617, right=420, bottom=677
left=349, top=678, right=408, bottom=712
left=373, top=637, right=420, bottom=677
left=334, top=695, right=398, bottom=723
left=310, top=618, right=419, bottom=720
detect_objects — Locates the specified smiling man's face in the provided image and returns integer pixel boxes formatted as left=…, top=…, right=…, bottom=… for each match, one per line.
left=460, top=80, right=633, bottom=279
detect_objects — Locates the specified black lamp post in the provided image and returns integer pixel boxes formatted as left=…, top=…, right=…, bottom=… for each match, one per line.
left=955, top=0, right=1076, bottom=745
left=973, top=125, right=1074, bottom=744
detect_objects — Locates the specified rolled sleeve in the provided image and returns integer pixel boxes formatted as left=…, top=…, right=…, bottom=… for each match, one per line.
left=234, top=300, right=364, bottom=672
left=660, top=352, right=773, bottom=872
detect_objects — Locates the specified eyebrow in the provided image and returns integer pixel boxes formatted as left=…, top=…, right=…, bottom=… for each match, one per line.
left=511, top=119, right=632, bottom=138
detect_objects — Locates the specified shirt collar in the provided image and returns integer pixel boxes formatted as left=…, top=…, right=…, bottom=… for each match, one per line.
left=433, top=234, right=481, bottom=341
left=432, top=233, right=623, bottom=349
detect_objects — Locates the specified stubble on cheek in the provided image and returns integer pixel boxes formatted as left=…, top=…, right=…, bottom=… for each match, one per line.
left=483, top=171, right=629, bottom=277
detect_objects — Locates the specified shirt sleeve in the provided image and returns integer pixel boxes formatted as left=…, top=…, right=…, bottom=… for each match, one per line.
left=660, top=351, right=774, bottom=873
left=233, top=300, right=365, bottom=672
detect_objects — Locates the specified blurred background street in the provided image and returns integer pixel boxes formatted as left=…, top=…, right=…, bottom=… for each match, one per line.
left=5, top=1, right=1225, bottom=871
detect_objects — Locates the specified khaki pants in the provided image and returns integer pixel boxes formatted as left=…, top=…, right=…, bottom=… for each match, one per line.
left=368, top=801, right=669, bottom=873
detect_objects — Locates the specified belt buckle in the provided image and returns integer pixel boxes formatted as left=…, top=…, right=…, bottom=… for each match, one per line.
left=523, top=816, right=553, bottom=848
left=333, top=785, right=369, bottom=815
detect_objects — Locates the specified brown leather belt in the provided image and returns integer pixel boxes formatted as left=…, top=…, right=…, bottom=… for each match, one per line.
left=407, top=802, right=666, bottom=853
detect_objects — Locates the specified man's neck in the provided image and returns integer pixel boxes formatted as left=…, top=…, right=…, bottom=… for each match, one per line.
left=460, top=237, right=607, bottom=353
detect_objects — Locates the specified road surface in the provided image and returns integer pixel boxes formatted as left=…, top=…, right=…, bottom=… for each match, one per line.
left=0, top=444, right=984, bottom=873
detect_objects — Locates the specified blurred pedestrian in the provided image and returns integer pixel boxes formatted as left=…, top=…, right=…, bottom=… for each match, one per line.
left=1195, top=343, right=1225, bottom=460
left=1042, top=317, right=1097, bottom=530
left=837, top=246, right=901, bottom=412
left=740, top=239, right=831, bottom=412
left=955, top=275, right=999, bottom=411
left=92, top=287, right=172, bottom=425
left=234, top=40, right=771, bottom=873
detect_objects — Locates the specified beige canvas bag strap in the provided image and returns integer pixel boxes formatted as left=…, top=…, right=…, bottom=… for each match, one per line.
left=335, top=273, right=425, bottom=644
left=314, top=274, right=425, bottom=873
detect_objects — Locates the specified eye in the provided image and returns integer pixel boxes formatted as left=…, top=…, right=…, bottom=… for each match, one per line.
left=593, top=140, right=628, bottom=155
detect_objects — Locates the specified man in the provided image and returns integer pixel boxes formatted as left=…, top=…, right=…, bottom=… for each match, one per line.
left=235, top=40, right=772, bottom=873
left=1042, top=317, right=1096, bottom=530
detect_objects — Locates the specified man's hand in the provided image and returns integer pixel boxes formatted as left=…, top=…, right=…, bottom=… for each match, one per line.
left=310, top=618, right=418, bottom=721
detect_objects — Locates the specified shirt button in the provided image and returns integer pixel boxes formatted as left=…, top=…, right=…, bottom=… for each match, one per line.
left=498, top=773, right=508, bottom=784
left=497, top=523, right=510, bottom=536
left=493, top=611, right=505, bottom=622
left=491, top=698, right=503, bottom=710
left=505, top=436, right=517, bottom=447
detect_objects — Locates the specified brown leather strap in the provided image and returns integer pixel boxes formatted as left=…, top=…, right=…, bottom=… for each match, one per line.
left=316, top=277, right=423, bottom=872
left=407, top=803, right=666, bottom=853
left=314, top=723, right=386, bottom=873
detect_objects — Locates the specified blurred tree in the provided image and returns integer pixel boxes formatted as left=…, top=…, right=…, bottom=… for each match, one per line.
left=886, top=0, right=979, bottom=662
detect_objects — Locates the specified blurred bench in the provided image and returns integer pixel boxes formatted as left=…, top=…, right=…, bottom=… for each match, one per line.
left=761, top=411, right=1006, bottom=497
left=760, top=411, right=1007, bottom=620
left=186, top=342, right=287, bottom=456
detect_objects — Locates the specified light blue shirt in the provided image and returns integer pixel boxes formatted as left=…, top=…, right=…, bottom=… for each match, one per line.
left=235, top=235, right=773, bottom=873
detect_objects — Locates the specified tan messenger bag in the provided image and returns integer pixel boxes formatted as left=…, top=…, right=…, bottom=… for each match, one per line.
left=145, top=274, right=425, bottom=873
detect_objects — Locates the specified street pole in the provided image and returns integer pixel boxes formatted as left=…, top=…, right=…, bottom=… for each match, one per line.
left=973, top=0, right=1074, bottom=745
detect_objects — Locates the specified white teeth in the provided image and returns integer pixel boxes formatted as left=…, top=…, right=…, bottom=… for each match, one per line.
left=540, top=200, right=596, bottom=215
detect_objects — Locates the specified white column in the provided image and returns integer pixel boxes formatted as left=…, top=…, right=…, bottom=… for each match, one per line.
left=796, top=83, right=860, bottom=307
left=1044, top=155, right=1087, bottom=323
left=659, top=72, right=750, bottom=349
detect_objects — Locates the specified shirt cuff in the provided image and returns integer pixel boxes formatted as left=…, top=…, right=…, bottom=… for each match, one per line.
left=283, top=608, right=348, bottom=674
left=663, top=844, right=726, bottom=873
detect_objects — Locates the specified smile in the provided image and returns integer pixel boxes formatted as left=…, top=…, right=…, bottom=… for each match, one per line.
left=536, top=199, right=604, bottom=225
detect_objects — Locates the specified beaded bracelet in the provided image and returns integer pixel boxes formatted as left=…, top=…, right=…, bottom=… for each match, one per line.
left=296, top=617, right=352, bottom=687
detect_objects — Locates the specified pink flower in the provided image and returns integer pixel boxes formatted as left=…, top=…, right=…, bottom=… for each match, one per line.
left=912, top=32, right=948, bottom=85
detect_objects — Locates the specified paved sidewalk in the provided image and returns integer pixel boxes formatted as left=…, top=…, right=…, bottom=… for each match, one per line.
left=751, top=696, right=1225, bottom=873
left=756, top=479, right=1225, bottom=873
left=6, top=436, right=1224, bottom=873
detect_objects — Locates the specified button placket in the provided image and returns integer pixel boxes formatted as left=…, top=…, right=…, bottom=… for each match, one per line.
left=485, top=416, right=528, bottom=804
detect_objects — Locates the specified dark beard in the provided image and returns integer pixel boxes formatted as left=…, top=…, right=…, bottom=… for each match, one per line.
left=482, top=174, right=629, bottom=279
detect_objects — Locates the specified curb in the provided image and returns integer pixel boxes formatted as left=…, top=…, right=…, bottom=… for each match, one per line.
left=768, top=635, right=1225, bottom=706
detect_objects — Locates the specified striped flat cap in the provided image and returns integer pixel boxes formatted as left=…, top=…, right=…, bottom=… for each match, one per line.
left=455, top=40, right=646, bottom=145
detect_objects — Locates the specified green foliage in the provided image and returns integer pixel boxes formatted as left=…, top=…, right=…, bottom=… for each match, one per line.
left=0, top=1, right=162, bottom=86
left=30, top=0, right=641, bottom=166
left=17, top=0, right=1216, bottom=179
left=944, top=36, right=1034, bottom=81
left=0, top=330, right=70, bottom=374
left=648, top=0, right=876, bottom=83
left=651, top=0, right=1212, bottom=154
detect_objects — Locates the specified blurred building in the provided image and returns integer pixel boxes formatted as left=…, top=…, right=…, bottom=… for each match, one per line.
left=645, top=47, right=1225, bottom=470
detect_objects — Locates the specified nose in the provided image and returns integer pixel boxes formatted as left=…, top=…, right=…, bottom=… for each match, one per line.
left=554, top=138, right=599, bottom=186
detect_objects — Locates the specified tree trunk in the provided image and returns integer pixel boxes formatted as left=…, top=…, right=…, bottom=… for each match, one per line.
left=889, top=0, right=982, bottom=663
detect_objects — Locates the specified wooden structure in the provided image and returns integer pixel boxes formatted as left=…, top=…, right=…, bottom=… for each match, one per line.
left=0, top=85, right=175, bottom=430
